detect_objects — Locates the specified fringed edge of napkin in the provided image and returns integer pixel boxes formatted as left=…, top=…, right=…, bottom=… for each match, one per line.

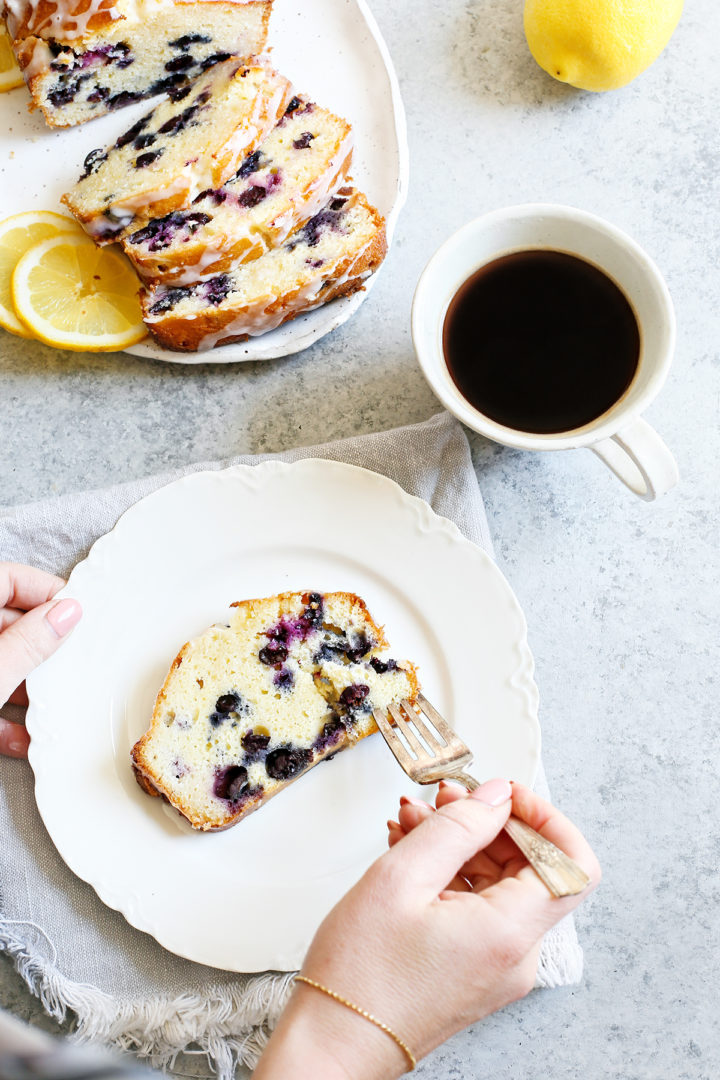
left=534, top=917, right=584, bottom=988
left=0, top=918, right=294, bottom=1077
left=2, top=911, right=583, bottom=1079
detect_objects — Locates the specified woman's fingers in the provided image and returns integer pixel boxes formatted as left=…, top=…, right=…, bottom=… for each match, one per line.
left=386, top=780, right=599, bottom=914
left=438, top=781, right=601, bottom=888
left=0, top=563, right=65, bottom=611
left=432, top=782, right=523, bottom=879
left=397, top=794, right=433, bottom=832
left=7, top=683, right=29, bottom=707
left=387, top=820, right=404, bottom=848
left=0, top=566, right=77, bottom=724
left=382, top=779, right=512, bottom=896
left=508, top=783, right=601, bottom=894
left=389, top=801, right=474, bottom=892
left=471, top=784, right=600, bottom=938
left=0, top=608, right=24, bottom=632
left=391, top=786, right=511, bottom=890
left=0, top=598, right=82, bottom=710
left=435, top=780, right=468, bottom=807
left=0, top=717, right=30, bottom=758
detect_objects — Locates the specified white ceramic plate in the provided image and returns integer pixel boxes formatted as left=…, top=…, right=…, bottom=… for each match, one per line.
left=26, top=460, right=540, bottom=971
left=0, top=0, right=408, bottom=363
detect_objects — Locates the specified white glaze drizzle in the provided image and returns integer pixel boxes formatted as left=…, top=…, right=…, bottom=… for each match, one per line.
left=192, top=233, right=377, bottom=350
left=84, top=173, right=189, bottom=238
left=212, top=73, right=291, bottom=189
left=164, top=237, right=254, bottom=286
left=21, top=34, right=51, bottom=77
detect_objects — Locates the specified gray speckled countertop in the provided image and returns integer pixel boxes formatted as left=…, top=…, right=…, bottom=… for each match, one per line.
left=2, top=1, right=719, bottom=1077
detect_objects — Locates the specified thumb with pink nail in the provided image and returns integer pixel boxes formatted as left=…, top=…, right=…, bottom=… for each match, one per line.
left=0, top=562, right=82, bottom=758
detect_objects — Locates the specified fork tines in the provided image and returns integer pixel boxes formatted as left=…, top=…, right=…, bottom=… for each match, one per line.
left=372, top=694, right=470, bottom=784
left=414, top=693, right=457, bottom=744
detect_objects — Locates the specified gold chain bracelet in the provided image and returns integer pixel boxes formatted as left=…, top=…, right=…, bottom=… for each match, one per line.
left=294, top=975, right=417, bottom=1071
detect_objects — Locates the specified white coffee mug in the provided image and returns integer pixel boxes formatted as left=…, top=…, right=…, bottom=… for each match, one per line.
left=412, top=204, right=679, bottom=500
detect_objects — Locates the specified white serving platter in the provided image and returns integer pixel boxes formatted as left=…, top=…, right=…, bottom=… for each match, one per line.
left=26, top=459, right=540, bottom=971
left=0, top=0, right=408, bottom=362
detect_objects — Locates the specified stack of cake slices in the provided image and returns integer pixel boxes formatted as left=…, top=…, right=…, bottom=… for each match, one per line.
left=3, top=0, right=274, bottom=127
left=61, top=59, right=387, bottom=351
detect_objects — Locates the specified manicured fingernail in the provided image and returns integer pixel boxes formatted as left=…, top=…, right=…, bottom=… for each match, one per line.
left=399, top=795, right=428, bottom=809
left=438, top=780, right=465, bottom=791
left=472, top=778, right=512, bottom=807
left=7, top=728, right=29, bottom=755
left=387, top=819, right=402, bottom=831
left=46, top=598, right=82, bottom=637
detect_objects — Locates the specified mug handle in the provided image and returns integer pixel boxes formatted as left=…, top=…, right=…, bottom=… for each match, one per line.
left=590, top=417, right=679, bottom=501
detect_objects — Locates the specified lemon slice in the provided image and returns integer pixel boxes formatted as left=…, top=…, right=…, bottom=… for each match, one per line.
left=12, top=234, right=147, bottom=351
left=0, top=210, right=80, bottom=337
left=0, top=21, right=24, bottom=92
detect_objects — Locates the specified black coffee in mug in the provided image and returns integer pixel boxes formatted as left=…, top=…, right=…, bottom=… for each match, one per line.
left=442, top=250, right=641, bottom=435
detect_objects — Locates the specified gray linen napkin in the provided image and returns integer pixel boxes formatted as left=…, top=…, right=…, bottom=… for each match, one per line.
left=0, top=412, right=582, bottom=1077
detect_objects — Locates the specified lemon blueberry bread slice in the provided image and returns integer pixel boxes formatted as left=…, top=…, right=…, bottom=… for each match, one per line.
left=5, top=0, right=273, bottom=128
left=141, top=187, right=386, bottom=350
left=61, top=58, right=293, bottom=243
left=122, top=95, right=353, bottom=285
left=131, top=591, right=419, bottom=831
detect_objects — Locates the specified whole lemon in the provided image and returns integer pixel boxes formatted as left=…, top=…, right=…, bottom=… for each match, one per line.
left=524, top=0, right=684, bottom=92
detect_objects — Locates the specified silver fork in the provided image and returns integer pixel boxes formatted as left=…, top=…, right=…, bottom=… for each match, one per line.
left=373, top=693, right=590, bottom=897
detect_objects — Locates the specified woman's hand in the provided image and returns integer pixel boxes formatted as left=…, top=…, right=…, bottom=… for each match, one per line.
left=0, top=562, right=82, bottom=757
left=253, top=780, right=600, bottom=1080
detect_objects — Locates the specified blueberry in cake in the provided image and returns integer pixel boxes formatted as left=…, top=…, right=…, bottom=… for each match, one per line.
left=5, top=0, right=274, bottom=127
left=141, top=187, right=387, bottom=350
left=61, top=58, right=293, bottom=243
left=122, top=95, right=353, bottom=286
left=131, top=591, right=420, bottom=831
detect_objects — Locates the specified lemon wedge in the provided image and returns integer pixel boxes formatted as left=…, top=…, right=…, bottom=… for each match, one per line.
left=0, top=20, right=23, bottom=92
left=0, top=211, right=80, bottom=337
left=12, top=233, right=147, bottom=352
left=524, top=0, right=684, bottom=92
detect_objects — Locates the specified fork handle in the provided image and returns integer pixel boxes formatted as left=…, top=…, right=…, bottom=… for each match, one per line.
left=450, top=772, right=591, bottom=898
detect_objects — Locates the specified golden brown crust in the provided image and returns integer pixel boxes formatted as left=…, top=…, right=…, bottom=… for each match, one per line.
left=131, top=762, right=162, bottom=797
left=7, top=0, right=272, bottom=44
left=126, top=232, right=262, bottom=283
left=130, top=640, right=190, bottom=802
left=228, top=589, right=391, bottom=649
left=144, top=203, right=387, bottom=352
left=197, top=274, right=370, bottom=351
left=61, top=185, right=192, bottom=225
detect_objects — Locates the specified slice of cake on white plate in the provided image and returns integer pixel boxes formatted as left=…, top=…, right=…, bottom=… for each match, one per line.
left=122, top=95, right=354, bottom=285
left=61, top=58, right=293, bottom=243
left=141, top=187, right=387, bottom=350
left=5, top=0, right=274, bottom=127
left=131, top=591, right=419, bottom=831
